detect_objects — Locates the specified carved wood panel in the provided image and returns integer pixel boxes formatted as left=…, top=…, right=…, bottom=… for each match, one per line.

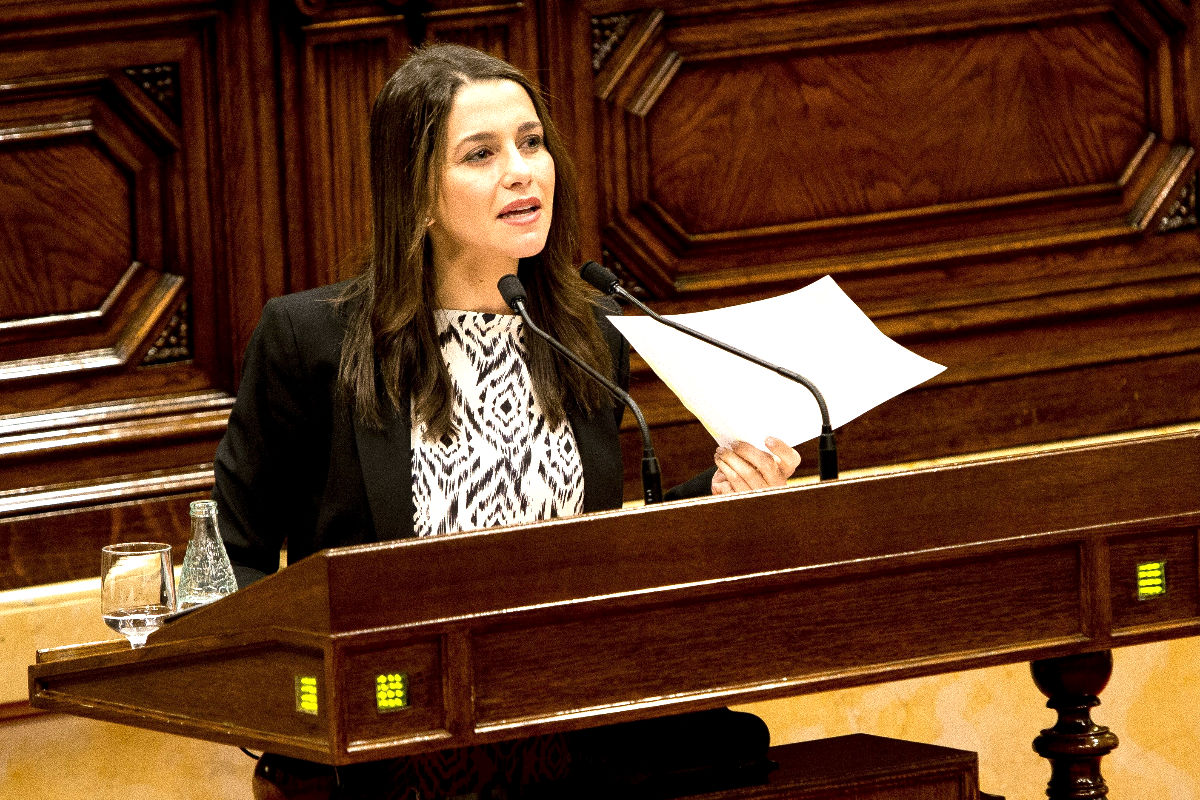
left=0, top=70, right=183, bottom=373
left=425, top=1, right=538, bottom=68
left=282, top=15, right=410, bottom=289
left=584, top=1, right=1196, bottom=294
left=0, top=0, right=545, bottom=589
left=0, top=1, right=283, bottom=588
left=553, top=0, right=1200, bottom=498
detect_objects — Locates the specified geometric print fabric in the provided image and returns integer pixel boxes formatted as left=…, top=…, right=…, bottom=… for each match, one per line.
left=411, top=309, right=585, bottom=537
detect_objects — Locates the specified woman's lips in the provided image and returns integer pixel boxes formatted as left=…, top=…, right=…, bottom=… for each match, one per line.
left=498, top=198, right=541, bottom=221
left=499, top=209, right=541, bottom=226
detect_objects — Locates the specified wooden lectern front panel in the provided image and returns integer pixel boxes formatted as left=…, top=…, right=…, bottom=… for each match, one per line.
left=28, top=431, right=1200, bottom=763
left=1108, top=528, right=1200, bottom=633
left=470, top=545, right=1083, bottom=727
left=34, top=640, right=329, bottom=755
left=339, top=636, right=449, bottom=753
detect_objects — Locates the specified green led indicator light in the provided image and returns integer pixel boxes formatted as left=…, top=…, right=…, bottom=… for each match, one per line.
left=296, top=676, right=319, bottom=715
left=1136, top=561, right=1166, bottom=601
left=376, top=672, right=409, bottom=713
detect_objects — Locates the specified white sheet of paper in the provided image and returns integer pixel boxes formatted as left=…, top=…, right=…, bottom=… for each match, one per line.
left=607, top=276, right=946, bottom=448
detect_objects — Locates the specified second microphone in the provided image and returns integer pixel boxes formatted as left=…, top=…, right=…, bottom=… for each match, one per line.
left=497, top=274, right=664, bottom=505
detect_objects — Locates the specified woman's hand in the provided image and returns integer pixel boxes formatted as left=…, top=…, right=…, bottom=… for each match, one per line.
left=711, top=436, right=802, bottom=495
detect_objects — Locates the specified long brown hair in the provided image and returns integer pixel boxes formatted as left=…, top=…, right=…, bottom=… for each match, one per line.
left=337, top=44, right=614, bottom=437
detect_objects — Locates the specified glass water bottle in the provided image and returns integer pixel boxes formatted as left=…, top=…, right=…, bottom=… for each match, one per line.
left=177, top=500, right=238, bottom=609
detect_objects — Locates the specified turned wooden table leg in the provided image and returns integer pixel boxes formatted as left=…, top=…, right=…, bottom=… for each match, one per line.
left=1030, top=650, right=1119, bottom=800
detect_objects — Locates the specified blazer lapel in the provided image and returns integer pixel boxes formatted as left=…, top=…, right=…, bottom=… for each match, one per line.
left=572, top=302, right=630, bottom=513
left=354, top=401, right=417, bottom=541
left=570, top=405, right=624, bottom=513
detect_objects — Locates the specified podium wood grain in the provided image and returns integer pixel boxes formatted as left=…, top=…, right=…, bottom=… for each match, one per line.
left=29, top=429, right=1200, bottom=767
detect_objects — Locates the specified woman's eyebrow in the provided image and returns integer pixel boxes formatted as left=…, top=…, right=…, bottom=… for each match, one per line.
left=452, top=120, right=543, bottom=155
left=457, top=120, right=542, bottom=144
left=454, top=131, right=498, bottom=150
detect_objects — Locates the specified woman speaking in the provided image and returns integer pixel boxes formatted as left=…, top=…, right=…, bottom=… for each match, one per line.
left=212, top=42, right=798, bottom=798
left=214, top=42, right=799, bottom=586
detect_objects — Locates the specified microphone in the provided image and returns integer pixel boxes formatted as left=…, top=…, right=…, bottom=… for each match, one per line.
left=497, top=275, right=664, bottom=505
left=580, top=261, right=838, bottom=481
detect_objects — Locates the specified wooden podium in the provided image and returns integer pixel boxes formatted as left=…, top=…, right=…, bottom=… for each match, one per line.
left=29, top=428, right=1200, bottom=798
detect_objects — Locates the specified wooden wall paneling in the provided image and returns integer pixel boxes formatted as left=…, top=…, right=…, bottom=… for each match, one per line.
left=590, top=1, right=1196, bottom=291
left=556, top=0, right=1200, bottom=499
left=0, top=491, right=208, bottom=591
left=623, top=343, right=1200, bottom=495
left=277, top=4, right=412, bottom=290
left=0, top=4, right=249, bottom=586
left=0, top=72, right=183, bottom=378
left=619, top=249, right=1200, bottom=487
left=214, top=0, right=291, bottom=379
left=0, top=0, right=545, bottom=587
left=423, top=1, right=539, bottom=71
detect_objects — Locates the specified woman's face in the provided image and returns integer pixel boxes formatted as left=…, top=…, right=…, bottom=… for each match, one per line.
left=429, top=79, right=555, bottom=273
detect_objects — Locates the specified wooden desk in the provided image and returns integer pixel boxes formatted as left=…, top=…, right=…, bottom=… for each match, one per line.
left=30, top=429, right=1200, bottom=798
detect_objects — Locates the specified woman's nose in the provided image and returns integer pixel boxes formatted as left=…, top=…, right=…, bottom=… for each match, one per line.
left=503, top=147, right=533, bottom=187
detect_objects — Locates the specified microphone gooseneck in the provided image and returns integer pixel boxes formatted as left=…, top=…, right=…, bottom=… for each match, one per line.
left=579, top=261, right=838, bottom=481
left=497, top=275, right=663, bottom=504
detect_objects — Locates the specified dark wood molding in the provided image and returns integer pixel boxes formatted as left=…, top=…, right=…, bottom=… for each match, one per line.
left=590, top=12, right=635, bottom=72
left=0, top=272, right=186, bottom=383
left=0, top=475, right=210, bottom=589
left=1159, top=169, right=1199, bottom=232
left=0, top=463, right=216, bottom=518
left=122, top=62, right=182, bottom=121
left=0, top=390, right=227, bottom=588
left=0, top=388, right=230, bottom=489
left=141, top=294, right=193, bottom=365
left=0, top=1, right=221, bottom=38
left=0, top=261, right=142, bottom=335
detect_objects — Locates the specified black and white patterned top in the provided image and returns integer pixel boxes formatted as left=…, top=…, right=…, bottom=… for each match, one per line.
left=411, top=309, right=585, bottom=537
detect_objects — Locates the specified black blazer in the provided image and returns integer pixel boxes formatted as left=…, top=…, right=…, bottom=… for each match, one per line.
left=213, top=282, right=709, bottom=586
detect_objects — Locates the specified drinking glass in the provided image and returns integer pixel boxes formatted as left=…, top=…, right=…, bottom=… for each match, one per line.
left=100, top=542, right=176, bottom=649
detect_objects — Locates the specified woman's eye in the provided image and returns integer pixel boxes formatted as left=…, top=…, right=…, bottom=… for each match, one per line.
left=521, top=134, right=543, bottom=150
left=465, top=148, right=493, bottom=162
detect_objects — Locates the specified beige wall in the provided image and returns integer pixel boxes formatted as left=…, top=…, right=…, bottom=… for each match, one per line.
left=5, top=579, right=1198, bottom=799
left=737, top=636, right=1200, bottom=798
left=1, top=578, right=253, bottom=798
